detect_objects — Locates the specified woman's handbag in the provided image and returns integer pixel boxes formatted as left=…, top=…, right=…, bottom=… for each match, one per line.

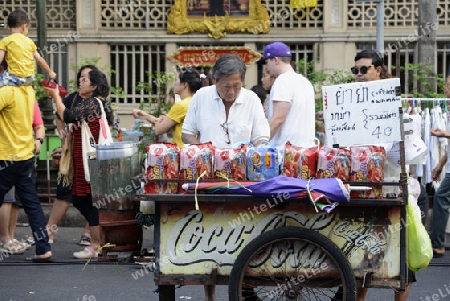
left=81, top=98, right=113, bottom=183
left=57, top=131, right=74, bottom=187
left=81, top=120, right=96, bottom=183
left=406, top=194, right=433, bottom=272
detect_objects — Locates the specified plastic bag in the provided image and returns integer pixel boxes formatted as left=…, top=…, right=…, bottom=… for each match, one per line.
left=407, top=195, right=432, bottom=272
left=404, top=134, right=428, bottom=164
left=96, top=98, right=114, bottom=145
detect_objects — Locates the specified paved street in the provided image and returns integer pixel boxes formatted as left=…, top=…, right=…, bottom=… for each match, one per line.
left=0, top=226, right=449, bottom=301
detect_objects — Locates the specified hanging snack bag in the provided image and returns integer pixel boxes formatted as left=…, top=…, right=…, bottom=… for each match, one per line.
left=283, top=141, right=318, bottom=179
left=350, top=145, right=386, bottom=198
left=316, top=146, right=351, bottom=181
left=179, top=143, right=214, bottom=192
left=144, top=143, right=180, bottom=194
left=214, top=145, right=247, bottom=180
left=246, top=142, right=279, bottom=181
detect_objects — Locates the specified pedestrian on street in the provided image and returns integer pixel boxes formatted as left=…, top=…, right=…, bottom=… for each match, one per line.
left=0, top=71, right=52, bottom=262
left=43, top=66, right=113, bottom=259
left=262, top=41, right=316, bottom=154
left=429, top=75, right=450, bottom=258
left=351, top=49, right=414, bottom=301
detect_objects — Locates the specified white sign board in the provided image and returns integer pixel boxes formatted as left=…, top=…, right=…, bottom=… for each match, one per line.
left=322, top=78, right=401, bottom=147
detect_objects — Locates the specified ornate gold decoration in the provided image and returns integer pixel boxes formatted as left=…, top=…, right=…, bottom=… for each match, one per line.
left=167, top=0, right=270, bottom=39
left=168, top=46, right=262, bottom=66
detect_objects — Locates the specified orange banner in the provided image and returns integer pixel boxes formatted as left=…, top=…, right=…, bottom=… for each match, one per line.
left=168, top=46, right=262, bottom=66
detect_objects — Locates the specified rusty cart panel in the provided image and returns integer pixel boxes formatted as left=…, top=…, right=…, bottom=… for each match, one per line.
left=142, top=194, right=407, bottom=290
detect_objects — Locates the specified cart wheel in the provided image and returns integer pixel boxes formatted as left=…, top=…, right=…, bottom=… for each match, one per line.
left=228, top=227, right=356, bottom=301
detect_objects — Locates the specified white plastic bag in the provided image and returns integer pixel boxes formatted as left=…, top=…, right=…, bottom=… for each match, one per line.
left=404, top=134, right=428, bottom=165
left=97, top=98, right=113, bottom=145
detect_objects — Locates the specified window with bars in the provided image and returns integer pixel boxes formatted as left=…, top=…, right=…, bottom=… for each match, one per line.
left=110, top=44, right=166, bottom=105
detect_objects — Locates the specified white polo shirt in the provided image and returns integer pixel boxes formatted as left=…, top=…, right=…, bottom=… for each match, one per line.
left=182, top=85, right=270, bottom=148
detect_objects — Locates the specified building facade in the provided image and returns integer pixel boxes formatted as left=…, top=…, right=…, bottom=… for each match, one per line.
left=1, top=0, right=449, bottom=127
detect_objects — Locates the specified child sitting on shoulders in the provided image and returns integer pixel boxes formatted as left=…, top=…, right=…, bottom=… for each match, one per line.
left=0, top=10, right=56, bottom=87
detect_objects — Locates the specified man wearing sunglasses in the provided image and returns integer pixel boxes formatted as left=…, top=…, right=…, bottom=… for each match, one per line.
left=352, top=49, right=384, bottom=82
left=353, top=50, right=413, bottom=301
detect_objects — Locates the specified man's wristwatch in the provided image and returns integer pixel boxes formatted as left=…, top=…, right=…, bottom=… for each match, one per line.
left=36, top=138, right=44, bottom=144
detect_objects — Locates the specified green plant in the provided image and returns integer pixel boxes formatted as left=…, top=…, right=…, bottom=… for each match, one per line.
left=392, top=62, right=445, bottom=98
left=31, top=73, right=47, bottom=100
left=136, top=70, right=175, bottom=117
left=296, top=58, right=354, bottom=112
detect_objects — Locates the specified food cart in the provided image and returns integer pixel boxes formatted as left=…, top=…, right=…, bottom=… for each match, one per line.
left=136, top=78, right=410, bottom=300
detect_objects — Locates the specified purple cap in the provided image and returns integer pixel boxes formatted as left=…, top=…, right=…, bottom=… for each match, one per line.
left=263, top=42, right=291, bottom=59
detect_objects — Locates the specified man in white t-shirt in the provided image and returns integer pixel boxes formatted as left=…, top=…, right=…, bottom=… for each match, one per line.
left=263, top=42, right=316, bottom=152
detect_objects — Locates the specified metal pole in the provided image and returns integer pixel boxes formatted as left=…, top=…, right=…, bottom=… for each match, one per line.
left=418, top=0, right=437, bottom=96
left=36, top=0, right=47, bottom=74
left=376, top=0, right=384, bottom=54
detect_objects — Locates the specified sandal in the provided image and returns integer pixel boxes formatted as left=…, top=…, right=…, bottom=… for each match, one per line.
left=79, top=235, right=91, bottom=246
left=26, top=236, right=35, bottom=245
left=0, top=240, right=26, bottom=254
left=13, top=239, right=31, bottom=251
left=433, top=248, right=445, bottom=258
left=73, top=246, right=98, bottom=259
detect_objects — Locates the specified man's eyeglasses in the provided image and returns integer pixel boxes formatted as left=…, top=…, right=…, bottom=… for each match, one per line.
left=219, top=82, right=243, bottom=90
left=220, top=122, right=231, bottom=144
left=350, top=65, right=374, bottom=75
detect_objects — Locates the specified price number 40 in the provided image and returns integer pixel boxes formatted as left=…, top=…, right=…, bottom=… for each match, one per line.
left=372, top=126, right=393, bottom=139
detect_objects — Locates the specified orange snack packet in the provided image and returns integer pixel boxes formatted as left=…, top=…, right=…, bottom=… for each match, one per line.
left=283, top=142, right=318, bottom=179
left=144, top=143, right=179, bottom=194
left=316, top=146, right=351, bottom=181
left=350, top=145, right=386, bottom=198
left=214, top=145, right=246, bottom=180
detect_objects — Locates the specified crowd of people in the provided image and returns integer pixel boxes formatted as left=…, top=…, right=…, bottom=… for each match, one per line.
left=1, top=8, right=449, bottom=301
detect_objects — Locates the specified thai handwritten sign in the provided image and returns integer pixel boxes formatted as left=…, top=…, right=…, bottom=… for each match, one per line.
left=322, top=78, right=401, bottom=147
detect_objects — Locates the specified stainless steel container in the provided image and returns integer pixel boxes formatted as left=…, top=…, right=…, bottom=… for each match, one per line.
left=89, top=142, right=141, bottom=210
left=94, top=141, right=138, bottom=160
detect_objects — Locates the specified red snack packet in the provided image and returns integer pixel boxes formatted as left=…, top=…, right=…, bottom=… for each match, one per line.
left=283, top=142, right=318, bottom=179
left=144, top=143, right=179, bottom=194
left=179, top=143, right=214, bottom=192
left=214, top=145, right=246, bottom=181
left=316, top=146, right=351, bottom=181
left=350, top=145, right=386, bottom=198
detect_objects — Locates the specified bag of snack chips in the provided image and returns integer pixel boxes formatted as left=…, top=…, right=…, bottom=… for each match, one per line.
left=246, top=142, right=279, bottom=181
left=283, top=142, right=318, bottom=179
left=144, top=143, right=180, bottom=194
left=214, top=145, right=247, bottom=180
left=350, top=145, right=386, bottom=198
left=179, top=143, right=214, bottom=192
left=317, top=146, right=351, bottom=181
